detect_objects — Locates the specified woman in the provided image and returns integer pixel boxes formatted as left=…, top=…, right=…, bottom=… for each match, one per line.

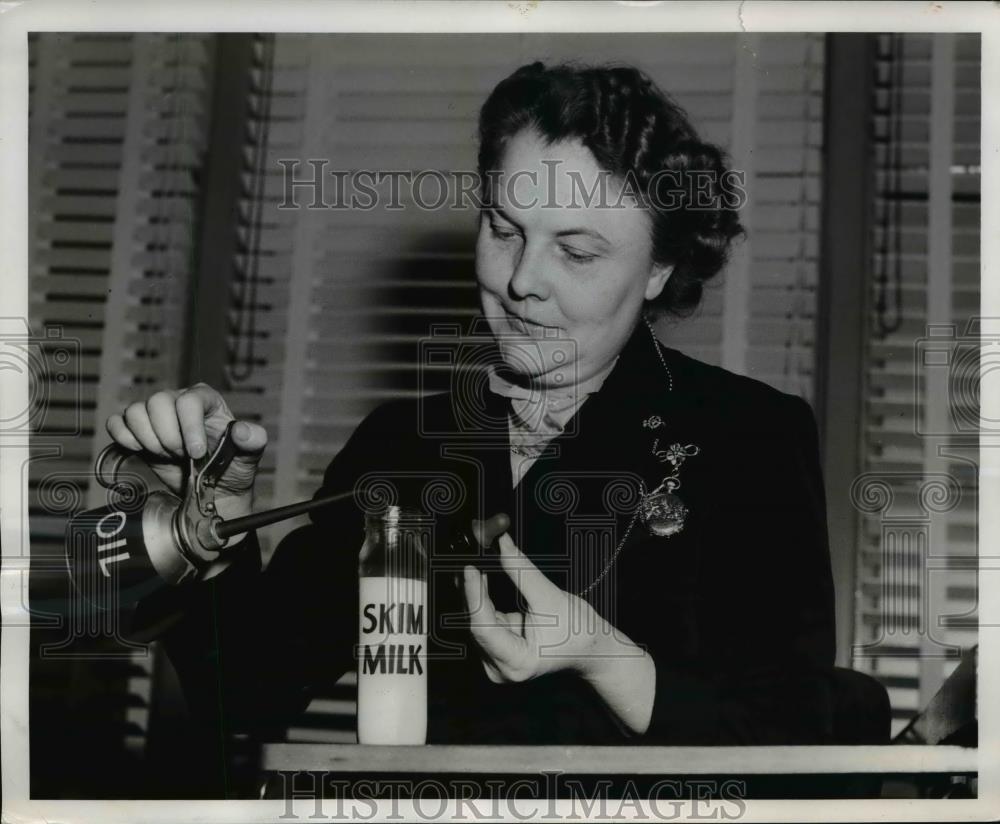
left=110, top=62, right=836, bottom=764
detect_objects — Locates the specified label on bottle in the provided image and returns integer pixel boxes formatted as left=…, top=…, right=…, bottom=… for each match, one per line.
left=357, top=575, right=428, bottom=745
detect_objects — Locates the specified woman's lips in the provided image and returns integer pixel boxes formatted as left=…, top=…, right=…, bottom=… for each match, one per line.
left=505, top=313, right=560, bottom=338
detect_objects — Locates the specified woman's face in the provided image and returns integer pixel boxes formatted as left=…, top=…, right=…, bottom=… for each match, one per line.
left=476, top=129, right=672, bottom=388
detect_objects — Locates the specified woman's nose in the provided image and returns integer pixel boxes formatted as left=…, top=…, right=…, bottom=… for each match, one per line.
left=507, top=243, right=551, bottom=301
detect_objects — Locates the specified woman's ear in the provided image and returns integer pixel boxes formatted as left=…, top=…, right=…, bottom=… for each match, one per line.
left=644, top=263, right=674, bottom=302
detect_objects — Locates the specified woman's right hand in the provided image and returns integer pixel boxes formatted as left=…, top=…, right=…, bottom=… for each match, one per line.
left=105, top=383, right=268, bottom=522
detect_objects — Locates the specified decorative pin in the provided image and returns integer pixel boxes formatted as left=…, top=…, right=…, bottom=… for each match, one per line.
left=640, top=482, right=690, bottom=538
left=639, top=438, right=700, bottom=538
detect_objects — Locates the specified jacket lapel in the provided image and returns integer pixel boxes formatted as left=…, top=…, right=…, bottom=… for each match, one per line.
left=517, top=321, right=683, bottom=508
left=474, top=322, right=688, bottom=608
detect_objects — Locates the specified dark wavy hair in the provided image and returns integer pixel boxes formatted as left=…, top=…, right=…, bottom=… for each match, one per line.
left=477, top=61, right=745, bottom=317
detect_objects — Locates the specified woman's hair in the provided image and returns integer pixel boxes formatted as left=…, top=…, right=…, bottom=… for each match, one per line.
left=477, top=61, right=745, bottom=317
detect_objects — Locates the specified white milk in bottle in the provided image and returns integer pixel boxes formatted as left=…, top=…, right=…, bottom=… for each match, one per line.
left=356, top=507, right=430, bottom=744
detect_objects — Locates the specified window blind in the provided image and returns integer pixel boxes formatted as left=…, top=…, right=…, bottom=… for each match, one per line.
left=657, top=34, right=824, bottom=404
left=27, top=32, right=213, bottom=791
left=852, top=33, right=980, bottom=737
left=219, top=33, right=827, bottom=744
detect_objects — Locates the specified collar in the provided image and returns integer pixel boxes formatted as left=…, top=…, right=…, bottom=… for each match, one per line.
left=486, top=354, right=619, bottom=435
left=468, top=317, right=682, bottom=434
left=472, top=319, right=681, bottom=465
left=459, top=318, right=685, bottom=526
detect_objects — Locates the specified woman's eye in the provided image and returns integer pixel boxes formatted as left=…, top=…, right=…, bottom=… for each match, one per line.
left=489, top=222, right=520, bottom=241
left=560, top=245, right=598, bottom=264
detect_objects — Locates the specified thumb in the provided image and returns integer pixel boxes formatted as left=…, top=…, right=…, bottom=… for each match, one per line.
left=216, top=420, right=267, bottom=494
left=230, top=420, right=268, bottom=461
left=497, top=533, right=560, bottom=606
left=471, top=513, right=510, bottom=550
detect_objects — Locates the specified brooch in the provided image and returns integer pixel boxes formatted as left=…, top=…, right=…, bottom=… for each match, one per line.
left=638, top=415, right=699, bottom=538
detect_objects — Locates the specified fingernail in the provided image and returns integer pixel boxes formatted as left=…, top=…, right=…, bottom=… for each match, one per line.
left=189, top=440, right=205, bottom=459
left=234, top=421, right=251, bottom=441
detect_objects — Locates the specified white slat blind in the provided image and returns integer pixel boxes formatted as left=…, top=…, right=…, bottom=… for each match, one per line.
left=28, top=33, right=213, bottom=771
left=223, top=34, right=827, bottom=743
left=223, top=34, right=299, bottom=525
left=852, top=33, right=980, bottom=737
left=655, top=33, right=825, bottom=402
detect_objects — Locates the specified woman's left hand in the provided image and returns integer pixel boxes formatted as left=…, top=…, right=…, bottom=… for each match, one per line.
left=462, top=533, right=656, bottom=734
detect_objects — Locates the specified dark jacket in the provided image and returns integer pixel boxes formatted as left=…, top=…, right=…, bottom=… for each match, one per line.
left=140, top=322, right=837, bottom=752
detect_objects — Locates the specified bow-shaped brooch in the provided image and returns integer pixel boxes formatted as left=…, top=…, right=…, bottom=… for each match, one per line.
left=639, top=414, right=700, bottom=538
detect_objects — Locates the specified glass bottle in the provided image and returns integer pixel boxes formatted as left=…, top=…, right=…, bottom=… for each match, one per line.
left=356, top=506, right=431, bottom=745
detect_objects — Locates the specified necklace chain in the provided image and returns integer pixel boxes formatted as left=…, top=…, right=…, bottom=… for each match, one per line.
left=643, top=313, right=674, bottom=391
left=576, top=480, right=646, bottom=597
left=576, top=316, right=673, bottom=597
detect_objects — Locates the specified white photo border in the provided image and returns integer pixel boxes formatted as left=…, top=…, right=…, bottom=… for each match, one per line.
left=1, top=1, right=997, bottom=821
